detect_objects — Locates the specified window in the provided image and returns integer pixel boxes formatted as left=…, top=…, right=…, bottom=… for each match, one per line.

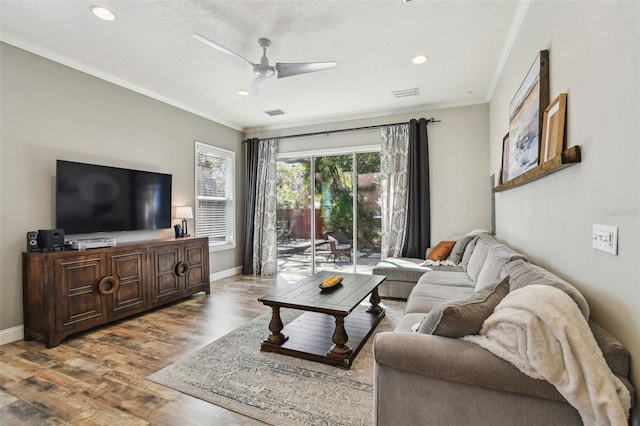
left=195, top=141, right=235, bottom=250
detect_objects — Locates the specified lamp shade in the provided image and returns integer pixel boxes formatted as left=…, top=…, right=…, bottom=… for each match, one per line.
left=175, top=206, right=193, bottom=219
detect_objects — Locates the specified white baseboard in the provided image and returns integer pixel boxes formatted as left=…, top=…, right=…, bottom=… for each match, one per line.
left=210, top=266, right=243, bottom=282
left=0, top=267, right=243, bottom=346
left=0, top=325, right=23, bottom=345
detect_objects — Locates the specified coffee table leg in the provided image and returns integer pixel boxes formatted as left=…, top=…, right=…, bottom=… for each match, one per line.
left=327, top=314, right=352, bottom=360
left=367, top=288, right=384, bottom=314
left=263, top=306, right=288, bottom=347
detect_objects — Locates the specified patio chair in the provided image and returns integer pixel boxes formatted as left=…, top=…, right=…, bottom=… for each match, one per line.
left=284, top=220, right=296, bottom=243
left=277, top=221, right=288, bottom=243
left=326, top=234, right=352, bottom=262
left=278, top=221, right=294, bottom=244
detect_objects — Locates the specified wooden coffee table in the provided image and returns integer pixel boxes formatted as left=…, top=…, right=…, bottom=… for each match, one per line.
left=258, top=271, right=386, bottom=369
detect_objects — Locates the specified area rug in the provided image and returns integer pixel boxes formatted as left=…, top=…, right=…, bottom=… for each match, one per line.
left=148, top=300, right=404, bottom=426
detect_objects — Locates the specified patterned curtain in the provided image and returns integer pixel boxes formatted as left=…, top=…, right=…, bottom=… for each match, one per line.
left=252, top=139, right=278, bottom=275
left=380, top=124, right=409, bottom=258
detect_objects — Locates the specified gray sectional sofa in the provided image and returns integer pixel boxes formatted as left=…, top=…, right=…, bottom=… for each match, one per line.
left=372, top=231, right=479, bottom=299
left=372, top=232, right=634, bottom=425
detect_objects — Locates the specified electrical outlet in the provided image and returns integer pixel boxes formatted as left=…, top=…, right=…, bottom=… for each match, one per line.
left=592, top=224, right=618, bottom=255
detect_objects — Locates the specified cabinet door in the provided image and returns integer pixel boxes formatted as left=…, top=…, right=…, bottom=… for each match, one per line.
left=183, top=241, right=208, bottom=293
left=54, top=255, right=107, bottom=333
left=150, top=245, right=182, bottom=302
left=108, top=250, right=147, bottom=316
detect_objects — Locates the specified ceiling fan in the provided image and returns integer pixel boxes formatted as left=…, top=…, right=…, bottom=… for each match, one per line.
left=193, top=33, right=337, bottom=95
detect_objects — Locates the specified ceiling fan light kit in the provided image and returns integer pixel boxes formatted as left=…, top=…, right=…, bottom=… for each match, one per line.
left=253, top=38, right=275, bottom=78
left=192, top=33, right=336, bottom=94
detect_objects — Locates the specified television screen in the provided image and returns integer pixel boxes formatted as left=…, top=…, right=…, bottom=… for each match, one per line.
left=55, top=160, right=172, bottom=234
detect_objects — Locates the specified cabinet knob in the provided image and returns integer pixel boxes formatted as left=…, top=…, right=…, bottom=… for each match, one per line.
left=98, top=275, right=120, bottom=295
left=175, top=261, right=190, bottom=277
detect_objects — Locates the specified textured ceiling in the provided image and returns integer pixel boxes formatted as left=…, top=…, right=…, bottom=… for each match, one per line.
left=0, top=1, right=521, bottom=131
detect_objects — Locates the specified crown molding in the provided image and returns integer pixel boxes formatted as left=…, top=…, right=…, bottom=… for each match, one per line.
left=485, top=0, right=531, bottom=101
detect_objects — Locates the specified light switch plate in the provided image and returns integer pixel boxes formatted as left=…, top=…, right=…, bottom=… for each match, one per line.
left=592, top=224, right=618, bottom=255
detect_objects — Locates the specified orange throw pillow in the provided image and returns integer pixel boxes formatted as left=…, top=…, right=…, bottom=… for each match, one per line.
left=427, top=240, right=456, bottom=261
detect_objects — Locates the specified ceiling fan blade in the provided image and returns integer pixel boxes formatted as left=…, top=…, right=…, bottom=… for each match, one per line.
left=192, top=33, right=254, bottom=65
left=250, top=76, right=265, bottom=95
left=275, top=62, right=337, bottom=78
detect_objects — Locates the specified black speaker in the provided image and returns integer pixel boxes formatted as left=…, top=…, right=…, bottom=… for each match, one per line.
left=26, top=231, right=39, bottom=252
left=37, top=229, right=65, bottom=251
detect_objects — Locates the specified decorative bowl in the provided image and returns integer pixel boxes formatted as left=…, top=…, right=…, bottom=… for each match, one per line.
left=319, top=276, right=343, bottom=290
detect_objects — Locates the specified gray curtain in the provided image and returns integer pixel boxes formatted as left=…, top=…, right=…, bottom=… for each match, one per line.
left=241, top=138, right=259, bottom=274
left=252, top=139, right=278, bottom=275
left=380, top=124, right=410, bottom=258
left=402, top=118, right=431, bottom=258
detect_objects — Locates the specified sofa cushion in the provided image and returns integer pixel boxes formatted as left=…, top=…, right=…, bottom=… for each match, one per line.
left=448, top=234, right=474, bottom=264
left=466, top=235, right=496, bottom=281
left=395, top=312, right=428, bottom=333
left=372, top=257, right=432, bottom=283
left=417, top=270, right=474, bottom=288
left=404, top=284, right=476, bottom=314
left=416, top=276, right=510, bottom=337
left=460, top=235, right=479, bottom=270
left=501, top=259, right=590, bottom=320
left=475, top=244, right=528, bottom=292
left=427, top=240, right=456, bottom=261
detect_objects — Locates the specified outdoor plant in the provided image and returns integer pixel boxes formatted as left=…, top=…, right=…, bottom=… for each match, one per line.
left=275, top=153, right=381, bottom=252
left=316, top=153, right=380, bottom=250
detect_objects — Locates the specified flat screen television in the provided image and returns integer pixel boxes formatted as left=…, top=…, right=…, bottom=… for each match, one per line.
left=55, top=160, right=172, bottom=235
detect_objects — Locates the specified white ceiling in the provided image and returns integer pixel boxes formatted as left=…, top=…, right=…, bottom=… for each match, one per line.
left=0, top=1, right=523, bottom=132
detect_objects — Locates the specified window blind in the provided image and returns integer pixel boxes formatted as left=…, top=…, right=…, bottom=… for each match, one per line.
left=195, top=141, right=235, bottom=247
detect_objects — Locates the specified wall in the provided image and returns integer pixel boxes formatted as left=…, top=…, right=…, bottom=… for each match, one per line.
left=489, top=2, right=639, bottom=421
left=0, top=43, right=245, bottom=334
left=249, top=103, right=492, bottom=244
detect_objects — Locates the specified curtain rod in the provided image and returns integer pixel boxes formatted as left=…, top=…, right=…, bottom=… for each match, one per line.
left=244, top=117, right=440, bottom=142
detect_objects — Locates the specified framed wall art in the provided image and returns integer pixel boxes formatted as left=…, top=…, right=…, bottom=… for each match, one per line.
left=500, top=133, right=510, bottom=184
left=507, top=50, right=550, bottom=181
left=540, top=93, right=568, bottom=163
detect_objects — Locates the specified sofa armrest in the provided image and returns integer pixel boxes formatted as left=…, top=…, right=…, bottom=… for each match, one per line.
left=373, top=331, right=565, bottom=402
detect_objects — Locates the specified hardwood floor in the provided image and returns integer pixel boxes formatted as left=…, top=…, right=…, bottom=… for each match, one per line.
left=0, top=273, right=306, bottom=425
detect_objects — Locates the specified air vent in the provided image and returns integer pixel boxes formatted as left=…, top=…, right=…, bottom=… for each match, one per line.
left=264, top=109, right=287, bottom=117
left=392, top=88, right=420, bottom=98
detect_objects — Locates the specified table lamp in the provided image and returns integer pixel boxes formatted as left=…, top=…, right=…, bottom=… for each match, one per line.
left=175, top=206, right=193, bottom=237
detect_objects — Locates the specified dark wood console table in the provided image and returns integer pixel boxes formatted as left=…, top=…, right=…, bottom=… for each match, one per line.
left=22, top=237, right=210, bottom=348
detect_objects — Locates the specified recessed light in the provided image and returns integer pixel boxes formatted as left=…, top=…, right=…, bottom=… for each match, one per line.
left=412, top=55, right=428, bottom=64
left=90, top=6, right=115, bottom=21
left=237, top=90, right=249, bottom=96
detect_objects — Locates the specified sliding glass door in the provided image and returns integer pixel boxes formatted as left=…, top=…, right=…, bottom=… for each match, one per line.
left=276, top=158, right=312, bottom=275
left=355, top=152, right=382, bottom=272
left=314, top=154, right=354, bottom=273
left=276, top=150, right=380, bottom=275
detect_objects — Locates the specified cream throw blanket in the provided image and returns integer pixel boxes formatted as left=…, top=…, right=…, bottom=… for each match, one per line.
left=464, top=285, right=630, bottom=425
